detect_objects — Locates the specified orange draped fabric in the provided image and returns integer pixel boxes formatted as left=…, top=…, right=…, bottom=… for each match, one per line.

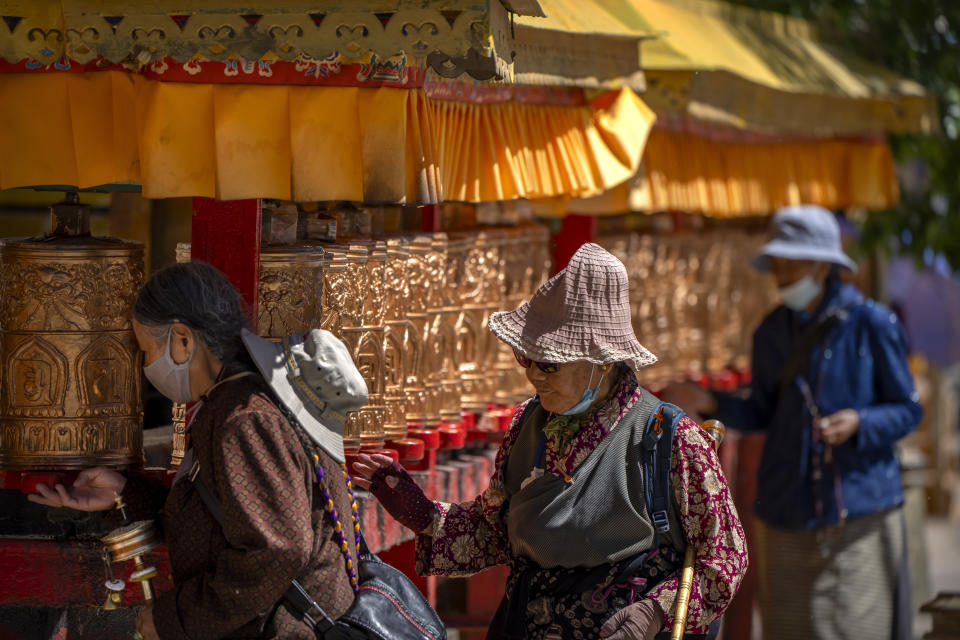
left=0, top=71, right=656, bottom=203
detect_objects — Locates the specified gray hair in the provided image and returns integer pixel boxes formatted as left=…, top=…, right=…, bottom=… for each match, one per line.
left=133, top=262, right=254, bottom=370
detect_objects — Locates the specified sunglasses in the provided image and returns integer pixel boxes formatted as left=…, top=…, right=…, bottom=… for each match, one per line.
left=513, top=348, right=561, bottom=374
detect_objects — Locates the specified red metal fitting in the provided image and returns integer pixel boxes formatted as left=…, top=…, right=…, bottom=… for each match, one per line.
left=407, top=426, right=441, bottom=450
left=386, top=438, right=425, bottom=463
left=437, top=422, right=466, bottom=450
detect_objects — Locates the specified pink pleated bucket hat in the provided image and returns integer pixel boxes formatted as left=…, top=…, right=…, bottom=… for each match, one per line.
left=488, top=243, right=657, bottom=372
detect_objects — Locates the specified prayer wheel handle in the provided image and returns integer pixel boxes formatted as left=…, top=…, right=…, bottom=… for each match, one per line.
left=671, top=419, right=725, bottom=640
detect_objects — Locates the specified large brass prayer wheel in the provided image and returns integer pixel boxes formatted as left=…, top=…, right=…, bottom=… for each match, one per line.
left=0, top=202, right=144, bottom=469
left=258, top=246, right=324, bottom=339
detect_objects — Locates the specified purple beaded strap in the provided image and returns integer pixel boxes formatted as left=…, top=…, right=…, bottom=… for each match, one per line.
left=315, top=455, right=361, bottom=593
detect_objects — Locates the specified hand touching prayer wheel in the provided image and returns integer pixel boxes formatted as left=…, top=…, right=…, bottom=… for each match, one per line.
left=29, top=262, right=374, bottom=640
left=0, top=198, right=144, bottom=469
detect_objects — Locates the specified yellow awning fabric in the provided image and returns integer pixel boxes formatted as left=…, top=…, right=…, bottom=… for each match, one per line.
left=582, top=0, right=936, bottom=136
left=561, top=128, right=898, bottom=217
left=0, top=72, right=656, bottom=202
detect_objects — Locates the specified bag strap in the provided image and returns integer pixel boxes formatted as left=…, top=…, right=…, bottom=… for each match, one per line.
left=778, top=303, right=855, bottom=390
left=191, top=470, right=336, bottom=634
left=641, top=400, right=681, bottom=547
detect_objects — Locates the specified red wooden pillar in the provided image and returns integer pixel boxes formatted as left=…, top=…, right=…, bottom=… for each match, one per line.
left=421, top=204, right=441, bottom=233
left=551, top=214, right=596, bottom=274
left=191, top=197, right=262, bottom=325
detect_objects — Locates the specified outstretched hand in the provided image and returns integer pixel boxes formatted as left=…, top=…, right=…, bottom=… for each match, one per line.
left=351, top=453, right=397, bottom=491
left=27, top=466, right=126, bottom=512
left=352, top=454, right=437, bottom=534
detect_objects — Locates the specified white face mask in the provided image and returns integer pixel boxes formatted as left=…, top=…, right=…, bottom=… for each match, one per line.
left=778, top=275, right=822, bottom=311
left=143, top=328, right=196, bottom=403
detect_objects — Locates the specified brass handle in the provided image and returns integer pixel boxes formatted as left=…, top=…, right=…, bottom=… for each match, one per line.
left=671, top=419, right=725, bottom=640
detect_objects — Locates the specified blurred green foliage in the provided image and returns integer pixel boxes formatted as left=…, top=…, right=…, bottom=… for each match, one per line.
left=728, top=0, right=960, bottom=270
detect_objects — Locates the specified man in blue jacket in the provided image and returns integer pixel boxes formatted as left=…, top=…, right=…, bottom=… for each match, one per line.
left=665, top=205, right=922, bottom=640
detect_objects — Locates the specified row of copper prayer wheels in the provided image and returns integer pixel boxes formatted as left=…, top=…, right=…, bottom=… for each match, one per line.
left=600, top=229, right=776, bottom=384
left=0, top=195, right=549, bottom=469
left=174, top=226, right=552, bottom=462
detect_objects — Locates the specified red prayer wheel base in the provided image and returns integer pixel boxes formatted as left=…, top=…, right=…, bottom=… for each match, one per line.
left=386, top=438, right=425, bottom=463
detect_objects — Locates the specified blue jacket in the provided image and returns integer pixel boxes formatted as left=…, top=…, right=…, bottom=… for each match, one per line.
left=715, top=279, right=923, bottom=530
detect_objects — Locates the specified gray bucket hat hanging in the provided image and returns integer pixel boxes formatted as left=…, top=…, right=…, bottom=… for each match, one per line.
left=751, top=204, right=857, bottom=272
left=488, top=243, right=657, bottom=372
left=242, top=328, right=368, bottom=463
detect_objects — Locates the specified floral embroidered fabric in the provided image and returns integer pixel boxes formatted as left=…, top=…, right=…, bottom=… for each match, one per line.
left=415, top=375, right=748, bottom=634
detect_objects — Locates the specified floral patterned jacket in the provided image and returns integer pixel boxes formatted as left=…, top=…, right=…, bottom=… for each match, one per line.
left=415, top=374, right=748, bottom=634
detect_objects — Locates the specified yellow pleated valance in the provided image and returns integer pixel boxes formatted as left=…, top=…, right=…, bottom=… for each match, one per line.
left=562, top=128, right=898, bottom=217
left=0, top=71, right=655, bottom=203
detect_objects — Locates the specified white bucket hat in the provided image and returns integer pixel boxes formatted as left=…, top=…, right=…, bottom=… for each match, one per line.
left=242, top=328, right=368, bottom=463
left=488, top=243, right=657, bottom=372
left=751, top=204, right=857, bottom=272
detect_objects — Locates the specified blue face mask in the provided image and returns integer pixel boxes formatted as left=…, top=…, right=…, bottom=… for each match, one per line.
left=560, top=366, right=604, bottom=415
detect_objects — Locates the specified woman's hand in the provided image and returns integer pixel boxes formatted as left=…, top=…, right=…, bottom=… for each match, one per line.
left=352, top=454, right=437, bottom=535
left=136, top=605, right=160, bottom=640
left=660, top=382, right=717, bottom=423
left=26, top=467, right=126, bottom=511
left=819, top=409, right=859, bottom=446
left=599, top=598, right=665, bottom=640
left=351, top=453, right=396, bottom=491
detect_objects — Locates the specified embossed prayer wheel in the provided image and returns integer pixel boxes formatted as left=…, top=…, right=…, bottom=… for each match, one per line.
left=403, top=237, right=432, bottom=425
left=438, top=236, right=466, bottom=423
left=486, top=230, right=520, bottom=405
left=382, top=239, right=410, bottom=439
left=455, top=232, right=493, bottom=413
left=422, top=234, right=448, bottom=426
left=258, top=246, right=324, bottom=339
left=332, top=244, right=387, bottom=452
left=0, top=199, right=144, bottom=469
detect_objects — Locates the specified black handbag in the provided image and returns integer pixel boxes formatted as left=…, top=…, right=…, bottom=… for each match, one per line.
left=191, top=470, right=446, bottom=640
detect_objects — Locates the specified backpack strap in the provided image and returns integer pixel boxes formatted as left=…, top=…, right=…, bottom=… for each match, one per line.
left=642, top=401, right=682, bottom=546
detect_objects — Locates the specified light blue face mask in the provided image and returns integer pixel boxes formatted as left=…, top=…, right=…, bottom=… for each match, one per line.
left=560, top=365, right=605, bottom=415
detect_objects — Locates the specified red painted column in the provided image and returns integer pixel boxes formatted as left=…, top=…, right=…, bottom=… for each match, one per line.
left=191, top=197, right=262, bottom=325
left=551, top=214, right=596, bottom=274
left=421, top=204, right=441, bottom=233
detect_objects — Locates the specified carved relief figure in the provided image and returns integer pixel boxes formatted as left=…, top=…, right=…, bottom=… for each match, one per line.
left=259, top=268, right=316, bottom=337
left=0, top=424, right=19, bottom=450
left=0, top=260, right=142, bottom=333
left=52, top=425, right=74, bottom=452
left=7, top=336, right=68, bottom=416
left=80, top=423, right=103, bottom=453
left=107, top=421, right=128, bottom=450
left=77, top=335, right=132, bottom=416
left=320, top=254, right=349, bottom=337
left=26, top=424, right=47, bottom=452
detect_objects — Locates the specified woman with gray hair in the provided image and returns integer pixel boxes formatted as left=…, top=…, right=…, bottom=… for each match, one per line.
left=29, top=262, right=369, bottom=640
left=354, top=243, right=748, bottom=639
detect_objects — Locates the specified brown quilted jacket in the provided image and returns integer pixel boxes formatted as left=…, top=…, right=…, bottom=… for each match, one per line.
left=126, top=374, right=357, bottom=639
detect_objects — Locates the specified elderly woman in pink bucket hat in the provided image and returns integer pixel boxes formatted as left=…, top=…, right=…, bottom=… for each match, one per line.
left=354, top=244, right=747, bottom=640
